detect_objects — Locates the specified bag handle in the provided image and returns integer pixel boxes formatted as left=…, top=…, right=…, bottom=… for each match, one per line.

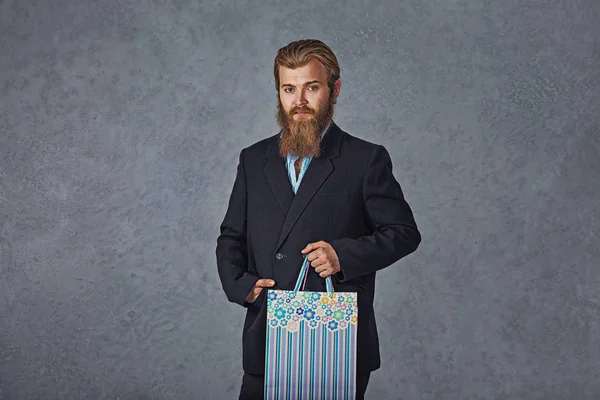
left=293, top=255, right=334, bottom=294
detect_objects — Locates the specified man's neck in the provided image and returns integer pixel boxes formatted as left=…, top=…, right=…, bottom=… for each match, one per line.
left=294, top=157, right=302, bottom=179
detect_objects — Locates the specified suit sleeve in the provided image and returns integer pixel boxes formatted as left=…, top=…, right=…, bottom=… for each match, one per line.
left=216, top=148, right=259, bottom=307
left=330, top=144, right=421, bottom=282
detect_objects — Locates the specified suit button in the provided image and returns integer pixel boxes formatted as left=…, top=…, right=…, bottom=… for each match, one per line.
left=275, top=253, right=284, bottom=260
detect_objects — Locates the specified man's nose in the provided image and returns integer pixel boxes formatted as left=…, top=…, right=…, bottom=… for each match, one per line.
left=293, top=91, right=307, bottom=106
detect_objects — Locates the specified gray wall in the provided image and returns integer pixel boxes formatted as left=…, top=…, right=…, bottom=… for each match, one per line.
left=1, top=0, right=599, bottom=398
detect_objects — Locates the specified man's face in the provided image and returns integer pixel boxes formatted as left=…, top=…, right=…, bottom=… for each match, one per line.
left=276, top=58, right=341, bottom=158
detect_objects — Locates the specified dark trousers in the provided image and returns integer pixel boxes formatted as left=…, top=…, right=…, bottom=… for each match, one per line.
left=239, top=372, right=371, bottom=399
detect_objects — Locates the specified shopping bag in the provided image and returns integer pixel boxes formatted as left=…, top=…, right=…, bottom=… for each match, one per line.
left=264, top=255, right=358, bottom=399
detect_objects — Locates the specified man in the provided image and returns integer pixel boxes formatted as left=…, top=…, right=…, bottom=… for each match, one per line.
left=216, top=39, right=421, bottom=399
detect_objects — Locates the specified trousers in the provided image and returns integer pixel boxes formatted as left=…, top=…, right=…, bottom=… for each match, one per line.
left=239, top=371, right=371, bottom=399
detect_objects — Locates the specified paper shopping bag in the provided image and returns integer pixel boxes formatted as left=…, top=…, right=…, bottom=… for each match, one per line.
left=264, top=256, right=358, bottom=399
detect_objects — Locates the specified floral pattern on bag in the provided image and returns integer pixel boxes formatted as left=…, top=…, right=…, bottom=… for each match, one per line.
left=267, top=290, right=357, bottom=332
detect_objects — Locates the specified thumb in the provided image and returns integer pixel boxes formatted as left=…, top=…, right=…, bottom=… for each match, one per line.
left=256, top=278, right=276, bottom=287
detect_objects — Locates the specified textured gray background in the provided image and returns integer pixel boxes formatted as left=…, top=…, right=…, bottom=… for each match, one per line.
left=1, top=0, right=599, bottom=399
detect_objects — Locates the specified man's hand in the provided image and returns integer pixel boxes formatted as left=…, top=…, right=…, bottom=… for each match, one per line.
left=245, top=279, right=276, bottom=303
left=301, top=241, right=341, bottom=278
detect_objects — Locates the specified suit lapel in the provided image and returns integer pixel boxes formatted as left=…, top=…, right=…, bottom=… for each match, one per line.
left=264, top=137, right=294, bottom=214
left=274, top=123, right=343, bottom=250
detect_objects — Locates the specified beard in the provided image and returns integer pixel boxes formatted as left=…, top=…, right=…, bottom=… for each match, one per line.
left=276, top=91, right=336, bottom=159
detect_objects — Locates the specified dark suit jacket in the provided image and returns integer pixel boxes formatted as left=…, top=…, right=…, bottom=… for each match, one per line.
left=216, top=121, right=421, bottom=375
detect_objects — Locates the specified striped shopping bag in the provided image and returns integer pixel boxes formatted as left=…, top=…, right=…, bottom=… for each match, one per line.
left=264, top=255, right=358, bottom=399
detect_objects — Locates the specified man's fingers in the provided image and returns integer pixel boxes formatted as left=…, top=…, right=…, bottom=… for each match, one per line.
left=310, top=255, right=327, bottom=268
left=246, top=279, right=276, bottom=303
left=255, top=278, right=276, bottom=288
left=247, top=287, right=263, bottom=303
left=246, top=289, right=258, bottom=303
left=307, top=248, right=325, bottom=262
left=314, top=262, right=330, bottom=273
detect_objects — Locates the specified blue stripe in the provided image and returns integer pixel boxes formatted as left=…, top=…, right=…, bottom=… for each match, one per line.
left=264, top=323, right=270, bottom=400
left=275, top=328, right=281, bottom=395
left=287, top=331, right=292, bottom=400
left=321, top=323, right=326, bottom=399
left=299, top=322, right=304, bottom=399
left=345, top=327, right=350, bottom=400
left=310, top=328, right=315, bottom=400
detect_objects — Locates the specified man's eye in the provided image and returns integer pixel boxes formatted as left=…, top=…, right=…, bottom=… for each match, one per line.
left=308, top=86, right=318, bottom=91
left=284, top=88, right=293, bottom=93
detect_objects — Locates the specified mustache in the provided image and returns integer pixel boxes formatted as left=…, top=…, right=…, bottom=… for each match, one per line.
left=290, top=106, right=314, bottom=115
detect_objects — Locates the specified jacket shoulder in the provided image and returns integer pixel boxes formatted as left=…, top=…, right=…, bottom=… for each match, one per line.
left=238, top=133, right=279, bottom=159
left=338, top=128, right=383, bottom=158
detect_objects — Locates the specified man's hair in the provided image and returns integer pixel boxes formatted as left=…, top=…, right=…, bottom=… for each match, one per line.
left=273, top=39, right=340, bottom=93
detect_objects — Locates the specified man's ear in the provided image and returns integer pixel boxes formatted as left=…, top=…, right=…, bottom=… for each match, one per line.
left=333, top=79, right=341, bottom=97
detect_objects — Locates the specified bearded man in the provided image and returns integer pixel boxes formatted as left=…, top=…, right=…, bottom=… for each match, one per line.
left=216, top=39, right=422, bottom=399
